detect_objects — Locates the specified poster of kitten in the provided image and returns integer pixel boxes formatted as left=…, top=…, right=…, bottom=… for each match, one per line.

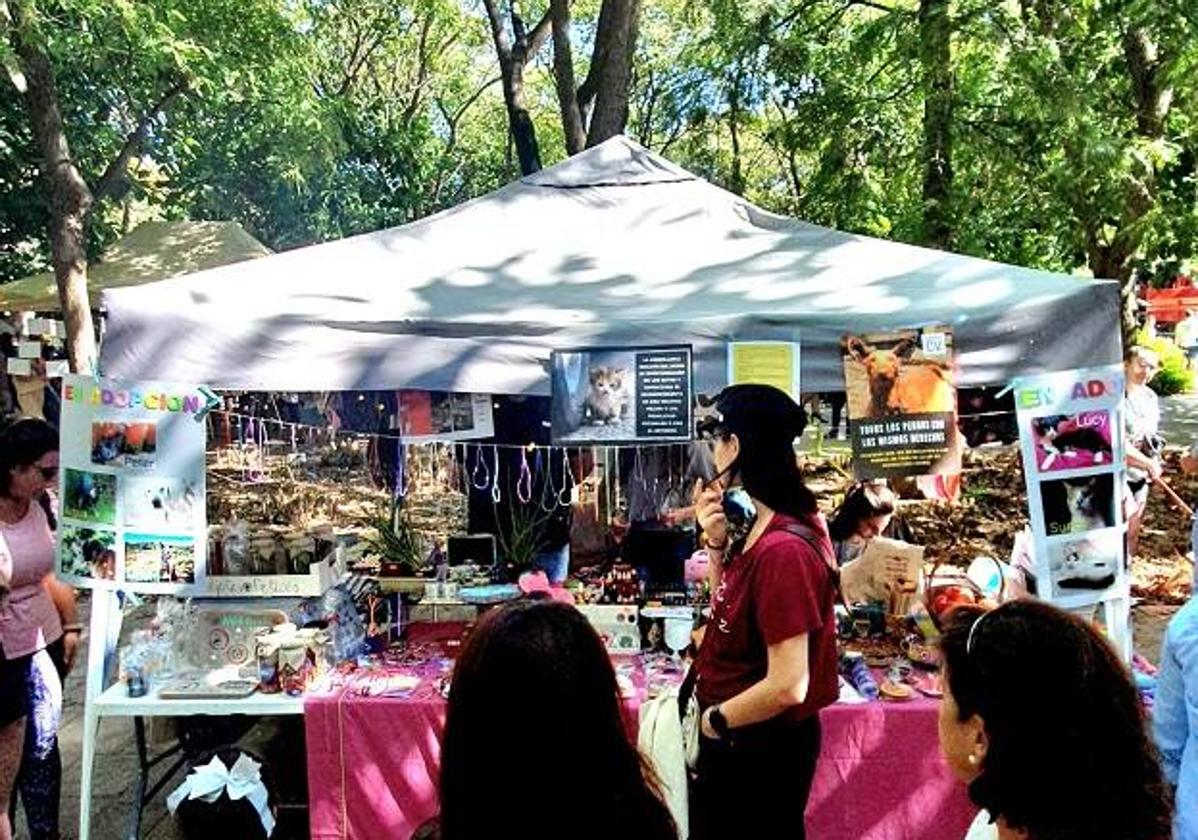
left=551, top=349, right=638, bottom=443
left=1040, top=474, right=1116, bottom=536
left=1031, top=411, right=1113, bottom=473
left=1049, top=533, right=1120, bottom=597
left=551, top=345, right=692, bottom=445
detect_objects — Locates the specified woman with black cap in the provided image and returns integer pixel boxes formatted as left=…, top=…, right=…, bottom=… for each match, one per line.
left=690, top=384, right=839, bottom=840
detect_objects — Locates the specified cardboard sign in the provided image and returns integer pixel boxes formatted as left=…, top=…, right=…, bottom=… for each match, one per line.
left=841, top=326, right=959, bottom=478
left=839, top=536, right=925, bottom=614
left=551, top=345, right=693, bottom=445
left=727, top=341, right=801, bottom=398
left=56, top=375, right=209, bottom=594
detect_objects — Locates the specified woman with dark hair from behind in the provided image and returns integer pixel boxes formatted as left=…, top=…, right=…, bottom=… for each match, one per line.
left=938, top=601, right=1172, bottom=840
left=419, top=598, right=676, bottom=840
left=691, top=384, right=839, bottom=840
left=827, top=480, right=913, bottom=567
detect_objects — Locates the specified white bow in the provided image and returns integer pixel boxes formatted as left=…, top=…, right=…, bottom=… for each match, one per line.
left=166, top=753, right=275, bottom=837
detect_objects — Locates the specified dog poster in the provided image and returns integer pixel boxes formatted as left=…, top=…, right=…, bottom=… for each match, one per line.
left=1013, top=366, right=1129, bottom=639
left=551, top=345, right=693, bottom=445
left=841, top=326, right=959, bottom=478
left=56, top=375, right=209, bottom=594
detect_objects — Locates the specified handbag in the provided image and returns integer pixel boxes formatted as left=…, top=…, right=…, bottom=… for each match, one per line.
left=677, top=663, right=701, bottom=770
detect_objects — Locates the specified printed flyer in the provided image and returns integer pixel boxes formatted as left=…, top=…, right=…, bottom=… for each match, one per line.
left=1013, top=366, right=1127, bottom=607
left=727, top=341, right=801, bottom=399
left=550, top=345, right=693, bottom=445
left=396, top=391, right=494, bottom=443
left=56, top=375, right=212, bottom=594
left=841, top=325, right=959, bottom=478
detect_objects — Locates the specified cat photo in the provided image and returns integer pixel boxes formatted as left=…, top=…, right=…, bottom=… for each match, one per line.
left=1031, top=411, right=1113, bottom=473
left=551, top=348, right=642, bottom=443
left=1049, top=535, right=1120, bottom=595
left=1041, top=474, right=1116, bottom=536
left=584, top=366, right=630, bottom=426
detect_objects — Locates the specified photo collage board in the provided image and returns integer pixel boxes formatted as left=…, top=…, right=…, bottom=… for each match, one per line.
left=56, top=375, right=210, bottom=594
left=1013, top=366, right=1128, bottom=612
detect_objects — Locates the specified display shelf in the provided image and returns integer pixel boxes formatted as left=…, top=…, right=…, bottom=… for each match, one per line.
left=93, top=680, right=304, bottom=717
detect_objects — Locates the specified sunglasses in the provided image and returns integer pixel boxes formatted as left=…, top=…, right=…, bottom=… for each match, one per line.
left=695, top=412, right=727, bottom=441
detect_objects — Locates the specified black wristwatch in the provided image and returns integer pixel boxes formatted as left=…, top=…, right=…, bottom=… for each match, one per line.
left=709, top=704, right=733, bottom=742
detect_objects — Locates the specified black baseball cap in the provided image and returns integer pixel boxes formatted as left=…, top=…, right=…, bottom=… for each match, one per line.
left=696, top=384, right=807, bottom=443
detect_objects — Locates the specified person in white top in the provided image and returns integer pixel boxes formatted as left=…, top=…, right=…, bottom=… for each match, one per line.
left=1124, top=346, right=1163, bottom=560
left=937, top=601, right=1172, bottom=840
left=1177, top=310, right=1198, bottom=368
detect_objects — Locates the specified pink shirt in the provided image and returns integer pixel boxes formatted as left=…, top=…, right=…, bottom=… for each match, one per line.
left=0, top=502, right=62, bottom=659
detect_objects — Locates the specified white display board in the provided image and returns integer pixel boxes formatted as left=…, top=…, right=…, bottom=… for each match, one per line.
left=1013, top=366, right=1131, bottom=654
left=57, top=375, right=213, bottom=594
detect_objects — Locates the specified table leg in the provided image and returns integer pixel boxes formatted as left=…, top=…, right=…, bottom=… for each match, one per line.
left=79, top=704, right=99, bottom=840
left=125, top=717, right=149, bottom=840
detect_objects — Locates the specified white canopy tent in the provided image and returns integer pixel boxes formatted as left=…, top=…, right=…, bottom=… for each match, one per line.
left=101, top=137, right=1120, bottom=394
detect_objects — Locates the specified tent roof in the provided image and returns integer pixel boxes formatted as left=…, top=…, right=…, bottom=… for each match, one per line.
left=0, top=220, right=270, bottom=312
left=101, top=137, right=1120, bottom=394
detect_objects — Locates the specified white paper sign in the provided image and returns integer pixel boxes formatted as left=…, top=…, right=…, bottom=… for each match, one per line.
left=56, top=375, right=210, bottom=594
left=4, top=358, right=32, bottom=376
left=27, top=318, right=49, bottom=335
left=18, top=341, right=41, bottom=359
left=45, top=360, right=70, bottom=378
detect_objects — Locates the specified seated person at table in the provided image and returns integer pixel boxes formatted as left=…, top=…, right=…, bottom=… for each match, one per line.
left=415, top=598, right=675, bottom=840
left=827, top=480, right=912, bottom=566
left=938, top=601, right=1171, bottom=840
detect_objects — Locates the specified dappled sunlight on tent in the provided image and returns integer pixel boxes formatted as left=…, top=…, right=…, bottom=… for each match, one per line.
left=949, top=278, right=1012, bottom=308
left=100, top=136, right=1121, bottom=394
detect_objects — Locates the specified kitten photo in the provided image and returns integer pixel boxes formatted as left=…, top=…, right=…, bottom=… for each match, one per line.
left=1043, top=474, right=1115, bottom=536
left=1050, top=540, right=1117, bottom=591
left=584, top=366, right=630, bottom=426
left=1033, top=414, right=1113, bottom=471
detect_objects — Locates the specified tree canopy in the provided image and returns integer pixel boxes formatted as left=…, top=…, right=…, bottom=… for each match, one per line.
left=3, top=0, right=1195, bottom=298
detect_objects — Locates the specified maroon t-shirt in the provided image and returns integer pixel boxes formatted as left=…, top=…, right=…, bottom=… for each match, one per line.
left=696, top=512, right=839, bottom=723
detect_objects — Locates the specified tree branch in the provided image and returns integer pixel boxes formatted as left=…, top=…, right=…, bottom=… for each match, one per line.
left=481, top=0, right=512, bottom=64
left=527, top=9, right=553, bottom=58
left=92, top=79, right=188, bottom=202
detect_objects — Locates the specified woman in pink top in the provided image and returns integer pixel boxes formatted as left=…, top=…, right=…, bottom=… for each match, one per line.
left=0, top=419, right=78, bottom=840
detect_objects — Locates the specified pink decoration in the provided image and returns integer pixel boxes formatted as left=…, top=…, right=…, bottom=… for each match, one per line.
left=685, top=550, right=710, bottom=585
left=517, top=570, right=575, bottom=605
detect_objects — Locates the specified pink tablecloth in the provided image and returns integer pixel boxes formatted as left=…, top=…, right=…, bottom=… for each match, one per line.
left=305, top=685, right=974, bottom=840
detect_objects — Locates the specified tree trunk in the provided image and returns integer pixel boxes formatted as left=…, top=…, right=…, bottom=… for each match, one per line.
left=549, top=0, right=586, bottom=155
left=481, top=0, right=546, bottom=175
left=728, top=67, right=745, bottom=196
left=585, top=0, right=641, bottom=147
left=10, top=0, right=97, bottom=373
left=503, top=57, right=542, bottom=175
left=918, top=0, right=953, bottom=250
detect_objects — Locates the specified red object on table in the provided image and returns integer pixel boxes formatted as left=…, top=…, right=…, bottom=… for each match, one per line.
left=305, top=680, right=974, bottom=840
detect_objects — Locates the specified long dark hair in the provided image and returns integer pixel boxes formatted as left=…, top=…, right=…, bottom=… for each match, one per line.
left=0, top=417, right=58, bottom=497
left=439, top=598, right=676, bottom=840
left=828, top=482, right=896, bottom=542
left=940, top=602, right=1171, bottom=840
left=711, top=384, right=817, bottom=518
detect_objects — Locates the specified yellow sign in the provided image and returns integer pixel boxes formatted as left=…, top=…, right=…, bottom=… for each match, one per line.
left=728, top=342, right=800, bottom=397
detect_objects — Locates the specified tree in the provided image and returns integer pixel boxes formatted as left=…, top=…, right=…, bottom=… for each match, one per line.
left=919, top=0, right=953, bottom=248
left=481, top=0, right=553, bottom=174
left=482, top=0, right=643, bottom=173
left=1, top=0, right=307, bottom=370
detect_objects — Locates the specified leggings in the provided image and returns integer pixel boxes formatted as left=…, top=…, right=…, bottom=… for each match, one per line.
left=10, top=636, right=66, bottom=840
left=692, top=713, right=822, bottom=840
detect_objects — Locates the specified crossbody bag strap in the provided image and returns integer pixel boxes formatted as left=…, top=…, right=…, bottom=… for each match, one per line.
left=780, top=522, right=847, bottom=609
